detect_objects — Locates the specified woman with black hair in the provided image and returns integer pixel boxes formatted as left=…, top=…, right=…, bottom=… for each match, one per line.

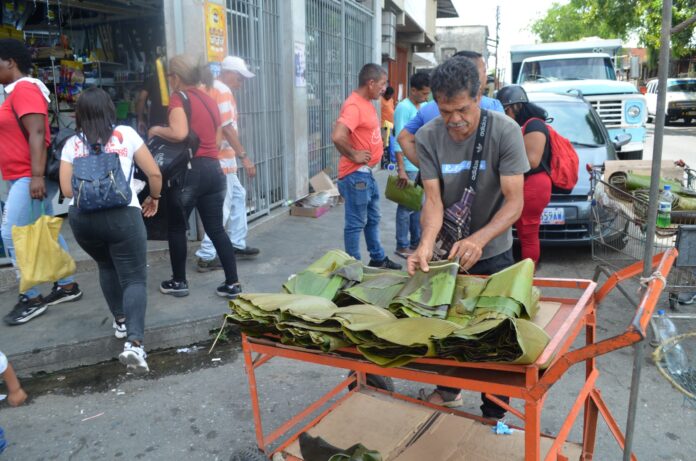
left=0, top=38, right=83, bottom=326
left=60, top=87, right=162, bottom=374
left=496, top=85, right=552, bottom=267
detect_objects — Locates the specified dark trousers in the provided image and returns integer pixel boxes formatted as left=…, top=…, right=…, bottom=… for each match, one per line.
left=69, top=206, right=147, bottom=343
left=437, top=248, right=514, bottom=419
left=167, top=156, right=238, bottom=285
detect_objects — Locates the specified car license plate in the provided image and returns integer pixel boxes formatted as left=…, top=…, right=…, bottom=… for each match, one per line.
left=541, top=207, right=565, bottom=225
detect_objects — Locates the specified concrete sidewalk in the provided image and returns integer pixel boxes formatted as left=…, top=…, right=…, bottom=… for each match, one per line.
left=1, top=170, right=404, bottom=376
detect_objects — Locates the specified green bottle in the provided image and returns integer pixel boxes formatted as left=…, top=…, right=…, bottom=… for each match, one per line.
left=656, top=185, right=673, bottom=228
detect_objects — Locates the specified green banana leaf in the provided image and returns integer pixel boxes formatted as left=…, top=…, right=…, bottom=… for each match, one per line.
left=389, top=261, right=460, bottom=319
left=475, top=259, right=538, bottom=319
left=384, top=174, right=424, bottom=211
left=338, top=273, right=409, bottom=308
left=436, top=313, right=550, bottom=365
left=283, top=250, right=358, bottom=299
left=610, top=172, right=686, bottom=194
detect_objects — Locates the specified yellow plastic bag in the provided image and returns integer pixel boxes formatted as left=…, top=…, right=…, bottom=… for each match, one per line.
left=12, top=215, right=76, bottom=293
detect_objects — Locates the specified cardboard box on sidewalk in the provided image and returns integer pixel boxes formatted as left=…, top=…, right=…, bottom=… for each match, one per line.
left=290, top=169, right=341, bottom=218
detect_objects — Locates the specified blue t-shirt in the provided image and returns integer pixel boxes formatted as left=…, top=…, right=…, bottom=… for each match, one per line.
left=393, top=98, right=420, bottom=172
left=404, top=96, right=504, bottom=135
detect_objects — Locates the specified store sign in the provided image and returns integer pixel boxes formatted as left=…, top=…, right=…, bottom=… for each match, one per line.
left=204, top=2, right=228, bottom=63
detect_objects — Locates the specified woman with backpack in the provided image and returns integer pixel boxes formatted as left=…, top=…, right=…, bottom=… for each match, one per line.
left=0, top=39, right=83, bottom=326
left=496, top=85, right=552, bottom=267
left=59, top=87, right=162, bottom=374
left=148, top=55, right=242, bottom=299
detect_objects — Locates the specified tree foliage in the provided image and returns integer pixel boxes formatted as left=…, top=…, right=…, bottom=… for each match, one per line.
left=531, top=0, right=696, bottom=58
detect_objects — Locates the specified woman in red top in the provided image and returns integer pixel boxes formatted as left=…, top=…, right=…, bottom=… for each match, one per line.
left=0, top=39, right=82, bottom=326
left=148, top=55, right=241, bottom=299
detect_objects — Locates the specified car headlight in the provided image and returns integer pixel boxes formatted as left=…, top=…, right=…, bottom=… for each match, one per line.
left=627, top=105, right=641, bottom=118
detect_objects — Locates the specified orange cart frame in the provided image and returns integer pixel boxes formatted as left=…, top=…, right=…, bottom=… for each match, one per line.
left=240, top=249, right=676, bottom=461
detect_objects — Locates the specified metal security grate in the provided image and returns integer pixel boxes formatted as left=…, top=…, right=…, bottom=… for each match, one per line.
left=226, top=0, right=285, bottom=220
left=305, top=0, right=374, bottom=179
left=589, top=99, right=623, bottom=128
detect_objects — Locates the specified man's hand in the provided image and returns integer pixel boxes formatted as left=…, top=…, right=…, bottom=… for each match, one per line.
left=8, top=387, right=27, bottom=407
left=407, top=244, right=433, bottom=276
left=448, top=237, right=484, bottom=272
left=30, top=177, right=46, bottom=199
left=397, top=168, right=409, bottom=188
left=147, top=126, right=161, bottom=140
left=242, top=156, right=256, bottom=178
left=351, top=150, right=371, bottom=164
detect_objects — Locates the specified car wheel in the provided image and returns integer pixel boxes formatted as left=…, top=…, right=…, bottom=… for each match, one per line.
left=347, top=372, right=395, bottom=392
left=618, top=150, right=642, bottom=160
left=686, top=117, right=694, bottom=125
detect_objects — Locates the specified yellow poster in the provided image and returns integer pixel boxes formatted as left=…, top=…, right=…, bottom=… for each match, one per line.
left=205, top=2, right=228, bottom=63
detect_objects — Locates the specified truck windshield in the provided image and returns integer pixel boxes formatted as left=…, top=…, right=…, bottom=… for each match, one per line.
left=520, top=57, right=616, bottom=83
left=542, top=101, right=606, bottom=146
left=668, top=81, right=696, bottom=92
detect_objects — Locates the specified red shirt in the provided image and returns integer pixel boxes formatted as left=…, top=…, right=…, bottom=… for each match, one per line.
left=168, top=88, right=221, bottom=159
left=336, top=92, right=383, bottom=179
left=0, top=81, right=51, bottom=180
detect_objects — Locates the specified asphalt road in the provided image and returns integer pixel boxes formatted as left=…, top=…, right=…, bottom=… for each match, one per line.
left=643, top=120, right=696, bottom=163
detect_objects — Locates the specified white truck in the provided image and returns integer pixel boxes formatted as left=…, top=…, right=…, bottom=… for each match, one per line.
left=510, top=39, right=647, bottom=159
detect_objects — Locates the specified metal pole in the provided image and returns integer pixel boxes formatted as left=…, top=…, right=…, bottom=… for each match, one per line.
left=623, top=1, right=672, bottom=460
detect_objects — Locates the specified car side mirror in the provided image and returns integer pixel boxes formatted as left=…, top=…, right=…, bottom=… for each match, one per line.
left=613, top=133, right=632, bottom=150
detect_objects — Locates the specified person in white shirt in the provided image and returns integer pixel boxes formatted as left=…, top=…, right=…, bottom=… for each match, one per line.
left=59, top=87, right=162, bottom=374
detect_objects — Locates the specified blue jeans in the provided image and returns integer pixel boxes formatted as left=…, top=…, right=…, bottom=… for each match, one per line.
left=395, top=170, right=421, bottom=250
left=196, top=167, right=247, bottom=260
left=1, top=177, right=75, bottom=298
left=337, top=171, right=385, bottom=262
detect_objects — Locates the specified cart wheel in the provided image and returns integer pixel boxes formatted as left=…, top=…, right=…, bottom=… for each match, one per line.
left=230, top=446, right=268, bottom=461
left=347, top=371, right=395, bottom=392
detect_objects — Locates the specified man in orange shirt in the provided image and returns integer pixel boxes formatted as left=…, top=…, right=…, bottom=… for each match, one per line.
left=380, top=86, right=395, bottom=125
left=331, top=64, right=401, bottom=270
left=196, top=56, right=260, bottom=271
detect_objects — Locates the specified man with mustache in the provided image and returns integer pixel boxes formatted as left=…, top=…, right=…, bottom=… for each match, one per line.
left=406, top=57, right=529, bottom=420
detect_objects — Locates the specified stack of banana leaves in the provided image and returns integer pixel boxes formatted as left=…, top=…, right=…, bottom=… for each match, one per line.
left=227, top=250, right=551, bottom=367
left=609, top=172, right=696, bottom=213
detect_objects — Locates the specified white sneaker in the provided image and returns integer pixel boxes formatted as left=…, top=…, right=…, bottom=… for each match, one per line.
left=113, top=320, right=127, bottom=339
left=118, top=342, right=149, bottom=374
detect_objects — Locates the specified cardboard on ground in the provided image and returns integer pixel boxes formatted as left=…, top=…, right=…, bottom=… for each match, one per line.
left=284, top=391, right=581, bottom=461
left=290, top=170, right=340, bottom=218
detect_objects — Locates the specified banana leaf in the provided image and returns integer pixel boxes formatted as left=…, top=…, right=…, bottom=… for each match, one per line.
left=343, top=317, right=461, bottom=367
left=473, top=259, right=538, bottom=319
left=389, top=261, right=460, bottom=319
left=283, top=250, right=358, bottom=299
left=610, top=172, right=688, bottom=195
left=436, top=313, right=550, bottom=365
left=280, top=329, right=351, bottom=352
left=331, top=304, right=397, bottom=328
left=338, top=273, right=409, bottom=308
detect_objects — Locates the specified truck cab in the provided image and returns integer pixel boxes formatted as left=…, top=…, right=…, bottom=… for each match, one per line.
left=511, top=43, right=647, bottom=160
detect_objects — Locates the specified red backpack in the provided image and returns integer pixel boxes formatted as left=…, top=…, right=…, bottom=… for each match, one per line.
left=522, top=118, right=579, bottom=194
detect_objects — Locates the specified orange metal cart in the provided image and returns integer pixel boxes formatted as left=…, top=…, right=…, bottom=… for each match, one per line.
left=240, top=249, right=676, bottom=461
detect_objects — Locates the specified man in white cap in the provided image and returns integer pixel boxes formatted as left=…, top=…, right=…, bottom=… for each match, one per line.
left=196, top=56, right=260, bottom=272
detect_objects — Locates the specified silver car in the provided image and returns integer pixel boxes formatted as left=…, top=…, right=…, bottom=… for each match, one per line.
left=513, top=92, right=630, bottom=245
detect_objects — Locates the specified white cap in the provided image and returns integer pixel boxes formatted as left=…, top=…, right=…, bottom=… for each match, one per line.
left=221, top=56, right=255, bottom=78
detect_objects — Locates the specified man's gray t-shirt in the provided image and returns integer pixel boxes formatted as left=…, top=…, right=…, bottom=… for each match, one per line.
left=416, top=110, right=529, bottom=260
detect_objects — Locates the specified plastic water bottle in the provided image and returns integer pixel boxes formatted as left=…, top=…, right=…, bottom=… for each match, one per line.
left=656, top=185, right=673, bottom=228
left=654, top=310, right=688, bottom=375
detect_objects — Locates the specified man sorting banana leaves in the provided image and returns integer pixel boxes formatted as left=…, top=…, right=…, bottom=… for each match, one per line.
left=405, top=57, right=529, bottom=419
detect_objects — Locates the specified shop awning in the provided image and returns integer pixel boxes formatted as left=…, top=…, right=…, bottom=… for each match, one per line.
left=436, top=0, right=458, bottom=19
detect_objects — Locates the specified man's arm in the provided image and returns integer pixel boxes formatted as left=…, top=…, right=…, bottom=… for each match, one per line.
left=397, top=129, right=419, bottom=168
left=449, top=174, right=525, bottom=270
left=407, top=178, right=444, bottom=275
left=222, top=124, right=256, bottom=178
left=332, top=122, right=370, bottom=164
left=135, top=89, right=149, bottom=134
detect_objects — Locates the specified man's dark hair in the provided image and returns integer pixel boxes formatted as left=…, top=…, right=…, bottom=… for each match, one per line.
left=430, top=57, right=480, bottom=101
left=0, top=39, right=32, bottom=74
left=384, top=86, right=395, bottom=98
left=453, top=50, right=482, bottom=60
left=358, top=63, right=386, bottom=87
left=410, top=71, right=430, bottom=90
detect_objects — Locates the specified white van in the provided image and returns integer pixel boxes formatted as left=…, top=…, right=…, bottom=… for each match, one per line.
left=646, top=78, right=696, bottom=125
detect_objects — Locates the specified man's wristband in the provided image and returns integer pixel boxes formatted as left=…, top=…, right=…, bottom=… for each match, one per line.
left=149, top=195, right=161, bottom=200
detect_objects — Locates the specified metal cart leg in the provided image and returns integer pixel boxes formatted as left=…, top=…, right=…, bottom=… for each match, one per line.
left=242, top=335, right=268, bottom=454
left=525, top=399, right=541, bottom=460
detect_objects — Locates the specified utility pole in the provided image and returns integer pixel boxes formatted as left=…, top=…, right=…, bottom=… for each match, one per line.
left=494, top=5, right=501, bottom=89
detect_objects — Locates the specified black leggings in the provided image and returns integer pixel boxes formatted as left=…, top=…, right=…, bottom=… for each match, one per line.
left=167, top=156, right=238, bottom=285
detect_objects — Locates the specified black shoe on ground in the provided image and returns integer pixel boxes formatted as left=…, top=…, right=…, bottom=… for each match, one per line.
left=234, top=246, right=260, bottom=259
left=4, top=295, right=47, bottom=326
left=43, top=283, right=83, bottom=306
left=160, top=279, right=190, bottom=297
left=216, top=282, right=242, bottom=299
left=368, top=256, right=402, bottom=270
